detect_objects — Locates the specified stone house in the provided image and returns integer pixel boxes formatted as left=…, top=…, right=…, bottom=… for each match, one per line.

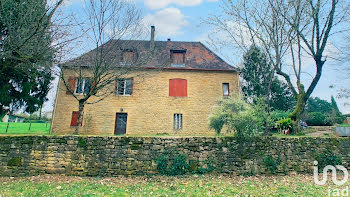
left=51, top=26, right=239, bottom=135
left=2, top=114, right=25, bottom=123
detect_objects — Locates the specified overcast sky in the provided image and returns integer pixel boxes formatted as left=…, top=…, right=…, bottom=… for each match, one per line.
left=43, top=0, right=350, bottom=114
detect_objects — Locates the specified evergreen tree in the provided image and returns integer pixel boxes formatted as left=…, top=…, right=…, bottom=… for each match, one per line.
left=331, top=96, right=344, bottom=124
left=241, top=46, right=295, bottom=111
left=304, top=96, right=344, bottom=125
left=0, top=0, right=61, bottom=114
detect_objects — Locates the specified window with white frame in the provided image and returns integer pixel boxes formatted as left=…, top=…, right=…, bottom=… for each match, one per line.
left=116, top=78, right=133, bottom=95
left=75, top=78, right=90, bottom=94
left=174, top=113, right=183, bottom=130
left=223, top=83, right=229, bottom=96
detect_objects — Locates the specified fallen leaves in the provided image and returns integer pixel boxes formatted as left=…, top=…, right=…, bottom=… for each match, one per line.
left=0, top=174, right=340, bottom=196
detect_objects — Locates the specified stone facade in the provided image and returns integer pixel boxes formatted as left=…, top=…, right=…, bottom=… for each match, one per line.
left=0, top=136, right=349, bottom=177
left=51, top=69, right=239, bottom=135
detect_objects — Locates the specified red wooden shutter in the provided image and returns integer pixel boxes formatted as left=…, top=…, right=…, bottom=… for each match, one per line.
left=179, top=79, right=187, bottom=97
left=66, top=77, right=76, bottom=95
left=70, top=111, right=83, bottom=126
left=70, top=111, right=78, bottom=126
left=169, top=79, right=175, bottom=96
left=169, top=79, right=187, bottom=97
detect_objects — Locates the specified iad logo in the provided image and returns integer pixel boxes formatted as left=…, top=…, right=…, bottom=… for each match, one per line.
left=313, top=160, right=348, bottom=186
left=314, top=161, right=349, bottom=196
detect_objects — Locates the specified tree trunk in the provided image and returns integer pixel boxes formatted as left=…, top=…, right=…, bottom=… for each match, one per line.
left=288, top=84, right=307, bottom=132
left=39, top=105, right=42, bottom=120
left=74, top=101, right=85, bottom=135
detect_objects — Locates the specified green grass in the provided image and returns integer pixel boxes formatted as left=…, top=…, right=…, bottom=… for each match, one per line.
left=0, top=174, right=344, bottom=196
left=0, top=122, right=50, bottom=135
left=338, top=124, right=350, bottom=127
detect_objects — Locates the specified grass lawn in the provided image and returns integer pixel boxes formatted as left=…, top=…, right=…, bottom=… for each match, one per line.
left=339, top=124, right=350, bottom=127
left=0, top=122, right=50, bottom=135
left=0, top=174, right=345, bottom=197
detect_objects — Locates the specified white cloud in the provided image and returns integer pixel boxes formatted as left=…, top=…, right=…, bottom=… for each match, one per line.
left=143, top=8, right=188, bottom=37
left=142, top=0, right=217, bottom=10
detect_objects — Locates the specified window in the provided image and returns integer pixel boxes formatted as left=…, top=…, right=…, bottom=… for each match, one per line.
left=174, top=114, right=183, bottom=130
left=116, top=78, right=133, bottom=95
left=75, top=78, right=90, bottom=94
left=170, top=50, right=186, bottom=67
left=120, top=51, right=134, bottom=66
left=169, top=79, right=187, bottom=97
left=223, top=83, right=229, bottom=96
left=71, top=111, right=83, bottom=126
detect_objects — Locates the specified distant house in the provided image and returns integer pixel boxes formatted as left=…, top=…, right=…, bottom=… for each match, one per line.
left=44, top=111, right=53, bottom=120
left=51, top=26, right=240, bottom=135
left=2, top=114, right=25, bottom=123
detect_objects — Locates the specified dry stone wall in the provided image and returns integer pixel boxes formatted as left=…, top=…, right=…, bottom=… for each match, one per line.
left=0, top=136, right=349, bottom=176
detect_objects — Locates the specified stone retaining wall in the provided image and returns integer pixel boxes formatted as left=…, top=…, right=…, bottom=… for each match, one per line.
left=0, top=136, right=349, bottom=176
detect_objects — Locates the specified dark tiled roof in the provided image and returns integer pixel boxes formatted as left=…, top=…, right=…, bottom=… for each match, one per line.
left=63, top=40, right=238, bottom=72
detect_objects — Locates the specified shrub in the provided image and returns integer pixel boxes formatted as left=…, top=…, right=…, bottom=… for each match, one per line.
left=264, top=155, right=281, bottom=174
left=329, top=113, right=346, bottom=125
left=275, top=118, right=294, bottom=133
left=315, top=150, right=342, bottom=172
left=305, top=112, right=331, bottom=126
left=208, top=112, right=226, bottom=134
left=156, top=153, right=214, bottom=176
left=270, top=110, right=290, bottom=122
left=227, top=112, right=261, bottom=137
left=209, top=97, right=266, bottom=137
left=156, top=155, right=168, bottom=175
left=168, top=154, right=189, bottom=175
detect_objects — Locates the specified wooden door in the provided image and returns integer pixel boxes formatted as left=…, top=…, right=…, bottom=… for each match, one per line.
left=115, top=113, right=127, bottom=135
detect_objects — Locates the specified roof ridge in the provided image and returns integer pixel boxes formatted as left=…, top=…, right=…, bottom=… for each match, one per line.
left=62, top=39, right=238, bottom=72
left=111, top=39, right=200, bottom=43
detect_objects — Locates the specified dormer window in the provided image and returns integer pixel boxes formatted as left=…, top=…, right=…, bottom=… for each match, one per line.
left=170, top=49, right=186, bottom=67
left=120, top=50, right=135, bottom=66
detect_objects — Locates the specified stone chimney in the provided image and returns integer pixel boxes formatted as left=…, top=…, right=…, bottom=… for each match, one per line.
left=150, top=26, right=155, bottom=50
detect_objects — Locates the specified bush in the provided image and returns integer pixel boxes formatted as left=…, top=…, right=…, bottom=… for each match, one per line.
left=315, top=150, right=342, bottom=172
left=275, top=118, right=295, bottom=133
left=270, top=110, right=290, bottom=122
left=209, top=97, right=267, bottom=137
left=264, top=155, right=281, bottom=174
left=156, top=155, right=168, bottom=175
left=156, top=153, right=214, bottom=176
left=227, top=112, right=261, bottom=137
left=156, top=153, right=190, bottom=176
left=329, top=113, right=346, bottom=125
left=305, top=112, right=332, bottom=126
left=208, top=112, right=226, bottom=134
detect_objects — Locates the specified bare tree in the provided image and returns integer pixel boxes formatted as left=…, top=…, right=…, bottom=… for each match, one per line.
left=273, top=0, right=349, bottom=122
left=205, top=0, right=349, bottom=127
left=58, top=0, right=147, bottom=134
left=204, top=0, right=292, bottom=116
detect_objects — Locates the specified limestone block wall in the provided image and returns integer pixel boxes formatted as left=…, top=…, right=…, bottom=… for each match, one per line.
left=1, top=136, right=350, bottom=176
left=51, top=69, right=239, bottom=135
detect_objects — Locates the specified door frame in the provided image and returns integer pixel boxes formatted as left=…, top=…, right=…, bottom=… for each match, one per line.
left=114, top=112, right=128, bottom=135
